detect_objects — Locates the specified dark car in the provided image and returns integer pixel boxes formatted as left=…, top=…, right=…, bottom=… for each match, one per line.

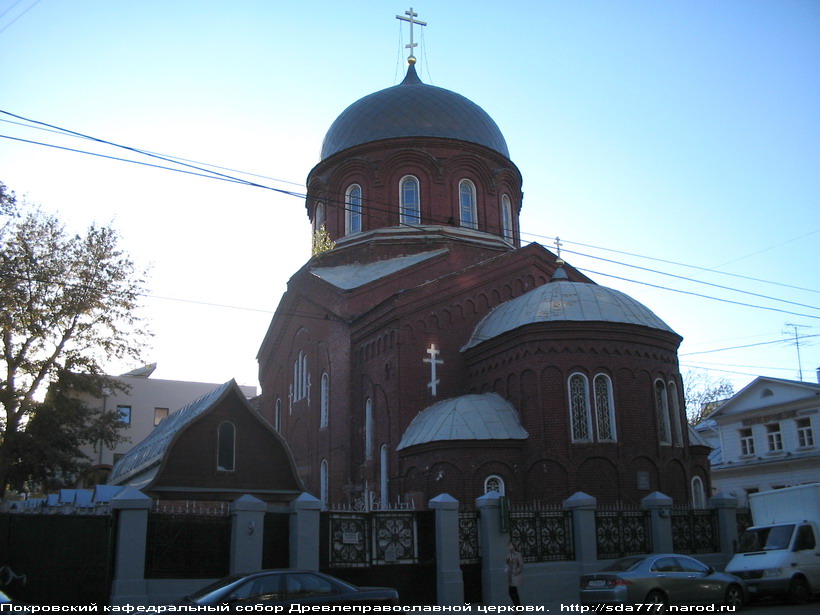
left=580, top=554, right=747, bottom=609
left=177, top=570, right=399, bottom=609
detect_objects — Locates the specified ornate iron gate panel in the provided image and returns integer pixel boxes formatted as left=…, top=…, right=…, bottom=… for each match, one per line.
left=327, top=511, right=418, bottom=567
left=595, top=509, right=651, bottom=559
left=511, top=510, right=574, bottom=562
left=458, top=511, right=480, bottom=564
left=671, top=508, right=720, bottom=554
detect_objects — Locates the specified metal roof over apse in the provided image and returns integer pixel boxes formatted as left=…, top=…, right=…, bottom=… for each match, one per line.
left=108, top=380, right=237, bottom=484
left=397, top=393, right=528, bottom=450
left=321, top=64, right=510, bottom=160
left=464, top=279, right=677, bottom=350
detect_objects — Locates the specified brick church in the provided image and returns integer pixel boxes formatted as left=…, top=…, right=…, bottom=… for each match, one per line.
left=256, top=18, right=711, bottom=509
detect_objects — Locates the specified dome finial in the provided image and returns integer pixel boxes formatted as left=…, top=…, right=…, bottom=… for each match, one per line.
left=396, top=7, right=427, bottom=65
left=554, top=236, right=565, bottom=265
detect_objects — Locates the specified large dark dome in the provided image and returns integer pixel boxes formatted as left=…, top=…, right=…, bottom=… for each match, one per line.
left=320, top=64, right=510, bottom=160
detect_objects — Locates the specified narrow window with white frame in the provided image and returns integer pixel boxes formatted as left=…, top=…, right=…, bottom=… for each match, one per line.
left=593, top=374, right=616, bottom=441
left=796, top=417, right=814, bottom=448
left=364, top=398, right=373, bottom=460
left=399, top=175, right=420, bottom=225
left=691, top=476, right=706, bottom=508
left=320, top=373, right=329, bottom=428
left=654, top=379, right=671, bottom=445
left=345, top=184, right=362, bottom=235
left=320, top=459, right=329, bottom=509
left=668, top=381, right=683, bottom=446
left=459, top=179, right=477, bottom=229
left=739, top=427, right=755, bottom=456
left=380, top=444, right=389, bottom=507
left=569, top=373, right=592, bottom=442
left=500, top=194, right=513, bottom=244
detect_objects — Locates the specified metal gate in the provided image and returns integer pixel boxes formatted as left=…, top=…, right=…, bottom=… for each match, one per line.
left=0, top=513, right=114, bottom=605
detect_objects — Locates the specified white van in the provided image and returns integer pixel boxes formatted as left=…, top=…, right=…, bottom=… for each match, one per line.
left=725, top=483, right=820, bottom=603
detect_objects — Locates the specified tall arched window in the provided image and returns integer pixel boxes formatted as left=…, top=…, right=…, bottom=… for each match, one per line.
left=593, top=374, right=616, bottom=441
left=320, top=459, right=329, bottom=509
left=217, top=421, right=235, bottom=471
left=364, top=398, right=373, bottom=460
left=345, top=184, right=362, bottom=235
left=569, top=373, right=592, bottom=442
left=380, top=444, right=389, bottom=507
left=459, top=179, right=477, bottom=229
left=655, top=379, right=671, bottom=445
left=500, top=195, right=513, bottom=244
left=314, top=202, right=326, bottom=232
left=399, top=176, right=420, bottom=225
left=668, top=381, right=682, bottom=446
left=484, top=475, right=505, bottom=495
left=691, top=476, right=706, bottom=508
left=293, top=351, right=309, bottom=402
left=274, top=398, right=282, bottom=433
left=320, top=373, right=329, bottom=428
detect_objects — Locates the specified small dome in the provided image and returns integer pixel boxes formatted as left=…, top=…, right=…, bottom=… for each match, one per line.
left=397, top=393, right=528, bottom=450
left=464, top=280, right=676, bottom=349
left=321, top=64, right=509, bottom=160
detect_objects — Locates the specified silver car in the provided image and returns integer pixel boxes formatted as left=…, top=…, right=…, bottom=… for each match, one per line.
left=580, top=554, right=747, bottom=609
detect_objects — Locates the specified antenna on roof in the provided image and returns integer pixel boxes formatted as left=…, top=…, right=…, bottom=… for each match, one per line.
left=396, top=7, right=427, bottom=65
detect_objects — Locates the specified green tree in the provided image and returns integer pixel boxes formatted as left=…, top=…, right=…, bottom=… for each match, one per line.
left=0, top=183, right=150, bottom=496
left=683, top=369, right=735, bottom=425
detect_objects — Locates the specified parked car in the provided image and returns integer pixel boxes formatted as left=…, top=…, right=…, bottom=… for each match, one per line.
left=176, top=570, right=399, bottom=609
left=580, top=554, right=747, bottom=609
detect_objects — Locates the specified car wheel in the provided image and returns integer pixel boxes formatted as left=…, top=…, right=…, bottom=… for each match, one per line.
left=786, top=578, right=810, bottom=605
left=724, top=584, right=744, bottom=609
left=645, top=590, right=668, bottom=611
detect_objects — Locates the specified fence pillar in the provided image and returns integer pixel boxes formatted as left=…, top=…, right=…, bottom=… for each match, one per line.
left=429, top=493, right=464, bottom=606
left=642, top=491, right=673, bottom=554
left=564, top=491, right=598, bottom=563
left=710, top=491, right=739, bottom=561
left=110, top=487, right=152, bottom=606
left=289, top=492, right=322, bottom=570
left=476, top=491, right=508, bottom=606
left=230, top=494, right=267, bottom=574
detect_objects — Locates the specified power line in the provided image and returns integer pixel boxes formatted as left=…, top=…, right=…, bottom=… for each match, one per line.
left=4, top=111, right=819, bottom=333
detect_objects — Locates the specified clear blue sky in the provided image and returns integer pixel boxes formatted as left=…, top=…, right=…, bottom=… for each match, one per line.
left=1, top=1, right=818, bottom=393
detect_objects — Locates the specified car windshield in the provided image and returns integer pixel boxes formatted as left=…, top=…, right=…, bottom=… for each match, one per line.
left=602, top=557, right=646, bottom=572
left=737, top=525, right=795, bottom=553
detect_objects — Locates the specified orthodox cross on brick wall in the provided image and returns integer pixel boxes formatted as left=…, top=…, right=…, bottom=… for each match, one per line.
left=423, top=343, right=443, bottom=396
left=396, top=7, right=427, bottom=63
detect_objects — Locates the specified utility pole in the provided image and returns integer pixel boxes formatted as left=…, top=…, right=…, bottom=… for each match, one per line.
left=783, top=323, right=809, bottom=381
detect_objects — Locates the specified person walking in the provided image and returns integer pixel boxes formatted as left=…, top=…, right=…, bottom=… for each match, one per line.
left=505, top=541, right=524, bottom=606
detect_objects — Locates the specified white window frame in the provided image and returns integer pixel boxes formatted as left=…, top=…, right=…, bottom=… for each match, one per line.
left=345, top=184, right=362, bottom=235
left=320, top=459, right=329, bottom=509
left=320, top=373, right=329, bottom=428
left=796, top=417, right=814, bottom=448
left=593, top=374, right=617, bottom=442
left=314, top=202, right=326, bottom=232
left=459, top=179, right=477, bottom=229
left=380, top=444, right=389, bottom=507
left=569, top=373, right=592, bottom=442
left=654, top=379, right=671, bottom=445
left=668, top=381, right=683, bottom=446
left=484, top=474, right=505, bottom=495
left=364, top=398, right=373, bottom=460
left=217, top=421, right=236, bottom=472
left=399, top=175, right=420, bottom=225
left=739, top=427, right=755, bottom=456
left=766, top=423, right=783, bottom=452
left=691, top=476, right=706, bottom=508
left=500, top=194, right=513, bottom=244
